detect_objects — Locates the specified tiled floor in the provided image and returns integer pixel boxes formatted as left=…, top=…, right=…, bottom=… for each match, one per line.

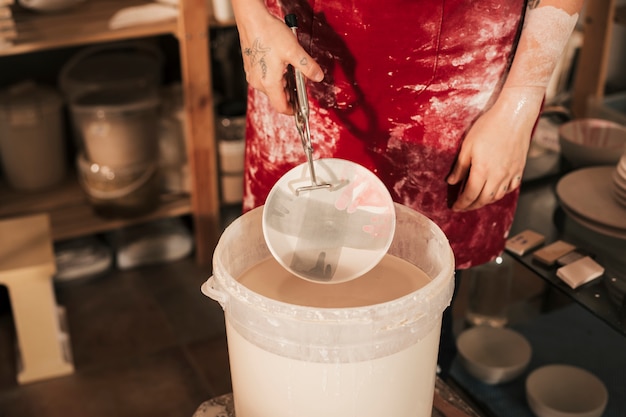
left=0, top=254, right=231, bottom=417
left=0, top=210, right=566, bottom=417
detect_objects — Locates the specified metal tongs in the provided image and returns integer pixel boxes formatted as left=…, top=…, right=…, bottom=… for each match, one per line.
left=285, top=14, right=331, bottom=196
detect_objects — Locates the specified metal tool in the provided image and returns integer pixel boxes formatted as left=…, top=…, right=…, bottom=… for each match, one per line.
left=261, top=14, right=396, bottom=284
left=285, top=13, right=332, bottom=195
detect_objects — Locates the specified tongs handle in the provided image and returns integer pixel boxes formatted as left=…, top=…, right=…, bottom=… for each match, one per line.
left=285, top=14, right=309, bottom=121
left=285, top=14, right=324, bottom=190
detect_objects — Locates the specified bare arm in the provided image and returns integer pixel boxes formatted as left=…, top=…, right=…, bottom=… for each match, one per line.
left=447, top=0, right=584, bottom=211
left=231, top=0, right=324, bottom=114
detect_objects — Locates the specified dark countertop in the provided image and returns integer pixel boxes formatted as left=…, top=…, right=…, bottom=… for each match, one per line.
left=510, top=173, right=626, bottom=335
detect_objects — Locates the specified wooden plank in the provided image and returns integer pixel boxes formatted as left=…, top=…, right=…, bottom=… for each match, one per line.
left=48, top=193, right=192, bottom=241
left=0, top=177, right=192, bottom=241
left=571, top=0, right=616, bottom=118
left=0, top=0, right=177, bottom=56
left=0, top=177, right=86, bottom=217
left=178, top=0, right=221, bottom=265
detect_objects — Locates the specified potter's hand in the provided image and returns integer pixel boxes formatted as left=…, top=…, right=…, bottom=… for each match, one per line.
left=447, top=1, right=582, bottom=211
left=446, top=86, right=542, bottom=211
left=231, top=0, right=324, bottom=114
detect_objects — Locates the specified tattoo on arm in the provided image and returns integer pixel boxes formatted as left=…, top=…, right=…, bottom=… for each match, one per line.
left=244, top=38, right=271, bottom=79
left=527, top=0, right=540, bottom=9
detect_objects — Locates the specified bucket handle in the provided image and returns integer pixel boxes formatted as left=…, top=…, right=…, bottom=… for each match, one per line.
left=201, top=276, right=227, bottom=308
left=78, top=164, right=157, bottom=200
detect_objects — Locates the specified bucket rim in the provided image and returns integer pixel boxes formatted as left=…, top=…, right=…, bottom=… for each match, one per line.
left=210, top=203, right=455, bottom=322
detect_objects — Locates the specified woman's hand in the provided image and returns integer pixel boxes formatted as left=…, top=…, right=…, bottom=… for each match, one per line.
left=446, top=1, right=583, bottom=212
left=446, top=86, right=544, bottom=211
left=232, top=0, right=324, bottom=114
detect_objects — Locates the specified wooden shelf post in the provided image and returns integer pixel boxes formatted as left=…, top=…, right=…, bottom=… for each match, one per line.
left=178, top=0, right=221, bottom=265
left=571, top=0, right=616, bottom=118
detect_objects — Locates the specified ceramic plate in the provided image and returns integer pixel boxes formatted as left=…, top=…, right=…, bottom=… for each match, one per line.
left=561, top=205, right=626, bottom=240
left=556, top=166, right=626, bottom=230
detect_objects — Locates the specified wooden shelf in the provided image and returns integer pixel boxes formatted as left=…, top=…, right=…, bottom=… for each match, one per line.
left=0, top=0, right=178, bottom=57
left=0, top=177, right=192, bottom=241
left=0, top=0, right=222, bottom=264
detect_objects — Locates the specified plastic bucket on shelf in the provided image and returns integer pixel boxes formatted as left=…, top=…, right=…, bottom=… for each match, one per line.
left=215, top=102, right=246, bottom=204
left=202, top=203, right=455, bottom=417
left=70, top=88, right=160, bottom=168
left=59, top=41, right=163, bottom=102
left=0, top=82, right=67, bottom=191
left=76, top=153, right=160, bottom=218
left=217, top=120, right=245, bottom=173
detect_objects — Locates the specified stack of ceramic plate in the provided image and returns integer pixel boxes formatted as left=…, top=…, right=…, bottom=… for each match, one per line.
left=611, top=151, right=626, bottom=208
left=556, top=166, right=626, bottom=240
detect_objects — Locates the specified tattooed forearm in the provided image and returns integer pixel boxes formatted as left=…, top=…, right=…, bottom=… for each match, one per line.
left=244, top=38, right=271, bottom=79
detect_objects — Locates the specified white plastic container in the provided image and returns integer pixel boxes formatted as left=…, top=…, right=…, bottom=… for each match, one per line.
left=76, top=153, right=159, bottom=218
left=0, top=82, right=67, bottom=191
left=211, top=0, right=234, bottom=23
left=216, top=112, right=245, bottom=203
left=218, top=139, right=245, bottom=174
left=59, top=42, right=163, bottom=102
left=202, top=203, right=455, bottom=417
left=159, top=84, right=189, bottom=193
left=219, top=172, right=243, bottom=204
left=70, top=89, right=160, bottom=168
left=216, top=114, right=246, bottom=174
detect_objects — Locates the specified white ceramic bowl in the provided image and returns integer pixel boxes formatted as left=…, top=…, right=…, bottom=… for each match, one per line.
left=526, top=364, right=608, bottom=417
left=559, top=118, right=626, bottom=168
left=456, top=326, right=532, bottom=385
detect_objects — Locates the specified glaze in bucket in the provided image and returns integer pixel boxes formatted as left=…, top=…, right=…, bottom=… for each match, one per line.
left=202, top=203, right=454, bottom=417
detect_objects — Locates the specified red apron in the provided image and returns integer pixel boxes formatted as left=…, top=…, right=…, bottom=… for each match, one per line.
left=243, top=0, right=527, bottom=269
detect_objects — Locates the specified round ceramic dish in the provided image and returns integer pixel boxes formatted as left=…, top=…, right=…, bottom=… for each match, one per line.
left=558, top=118, right=626, bottom=168
left=526, top=364, right=608, bottom=417
left=556, top=166, right=626, bottom=231
left=456, top=326, right=532, bottom=385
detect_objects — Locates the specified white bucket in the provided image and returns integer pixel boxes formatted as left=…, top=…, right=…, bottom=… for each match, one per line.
left=70, top=89, right=160, bottom=167
left=202, top=203, right=455, bottom=417
left=59, top=42, right=163, bottom=102
left=0, top=82, right=66, bottom=191
left=76, top=153, right=160, bottom=217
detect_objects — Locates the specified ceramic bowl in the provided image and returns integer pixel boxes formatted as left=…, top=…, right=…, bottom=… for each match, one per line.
left=456, top=326, right=532, bottom=384
left=526, top=365, right=608, bottom=417
left=559, top=118, right=626, bottom=168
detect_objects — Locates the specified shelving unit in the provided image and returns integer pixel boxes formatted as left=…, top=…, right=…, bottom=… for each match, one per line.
left=0, top=178, right=192, bottom=241
left=0, top=0, right=228, bottom=264
left=0, top=0, right=178, bottom=56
